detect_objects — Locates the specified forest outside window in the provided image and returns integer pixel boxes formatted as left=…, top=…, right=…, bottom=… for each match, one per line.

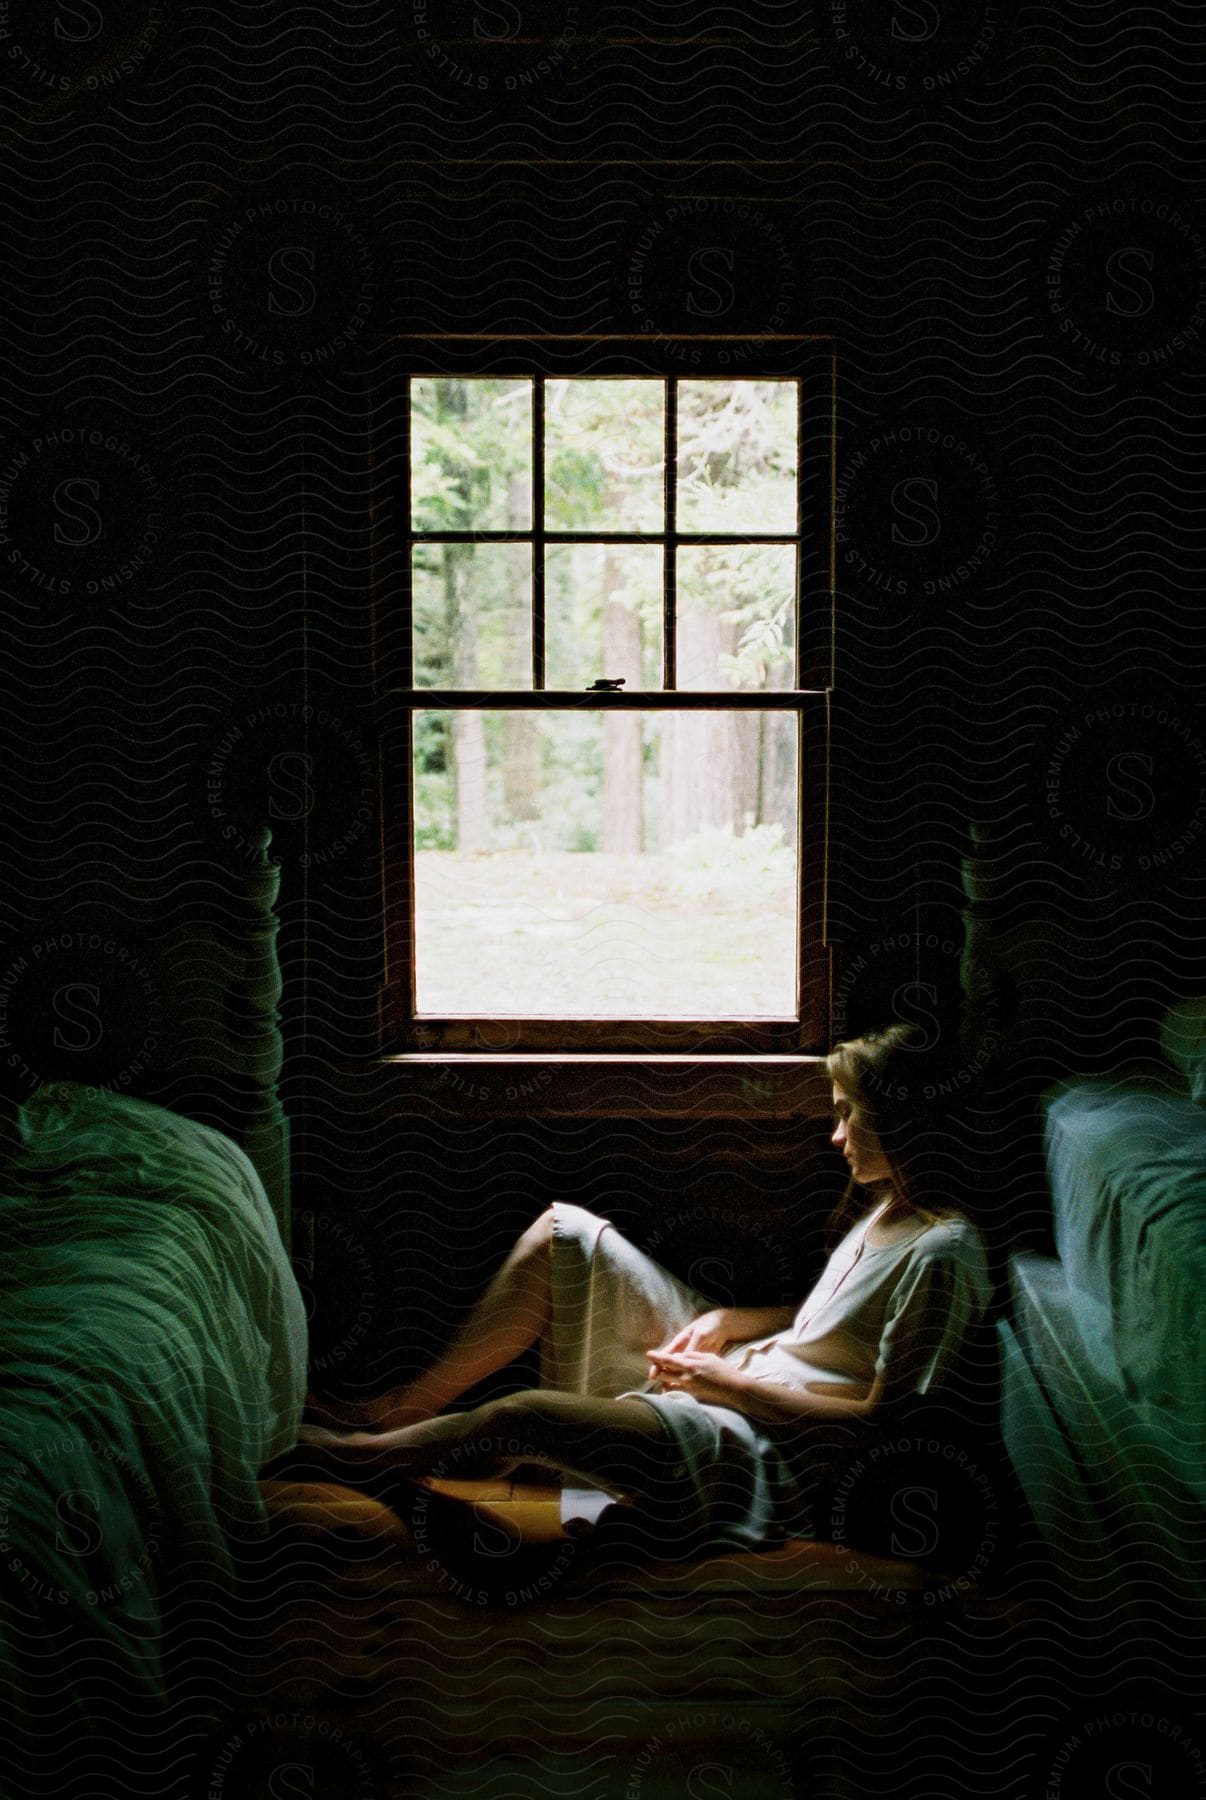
left=379, top=339, right=834, bottom=1055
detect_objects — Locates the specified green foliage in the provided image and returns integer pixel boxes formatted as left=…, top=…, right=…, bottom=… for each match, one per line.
left=675, top=383, right=797, bottom=689
left=718, top=585, right=794, bottom=687
left=545, top=447, right=603, bottom=526
left=667, top=822, right=794, bottom=901
left=413, top=713, right=455, bottom=849
left=411, top=378, right=530, bottom=532
left=543, top=378, right=664, bottom=532
left=414, top=710, right=447, bottom=773
left=414, top=771, right=456, bottom=850
left=677, top=380, right=796, bottom=533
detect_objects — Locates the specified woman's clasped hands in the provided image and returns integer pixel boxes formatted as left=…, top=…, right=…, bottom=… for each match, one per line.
left=646, top=1347, right=746, bottom=1405
left=646, top=1305, right=774, bottom=1405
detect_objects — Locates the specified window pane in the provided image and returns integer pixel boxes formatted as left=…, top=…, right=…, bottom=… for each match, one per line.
left=412, top=710, right=799, bottom=1018
left=676, top=544, right=796, bottom=691
left=545, top=543, right=663, bottom=690
left=411, top=377, right=532, bottom=531
left=676, top=380, right=797, bottom=534
left=412, top=543, right=532, bottom=689
left=545, top=379, right=664, bottom=532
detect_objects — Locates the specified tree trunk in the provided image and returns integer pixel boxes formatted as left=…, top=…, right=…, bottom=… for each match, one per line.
left=500, top=469, right=540, bottom=823
left=602, top=542, right=643, bottom=852
left=760, top=710, right=797, bottom=846
left=447, top=541, right=490, bottom=850
left=431, top=380, right=492, bottom=853
left=453, top=712, right=489, bottom=849
left=660, top=608, right=743, bottom=845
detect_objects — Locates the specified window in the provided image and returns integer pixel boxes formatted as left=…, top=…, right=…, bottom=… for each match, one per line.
left=375, top=337, right=834, bottom=1054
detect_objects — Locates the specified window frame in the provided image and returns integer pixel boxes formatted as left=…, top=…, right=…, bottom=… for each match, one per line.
left=373, top=335, right=836, bottom=1056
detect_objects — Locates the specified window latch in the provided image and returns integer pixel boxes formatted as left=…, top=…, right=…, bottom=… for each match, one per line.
left=585, top=677, right=626, bottom=692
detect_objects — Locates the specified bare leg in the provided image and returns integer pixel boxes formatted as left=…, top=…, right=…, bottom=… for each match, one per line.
left=302, top=1389, right=676, bottom=1504
left=306, top=1209, right=557, bottom=1431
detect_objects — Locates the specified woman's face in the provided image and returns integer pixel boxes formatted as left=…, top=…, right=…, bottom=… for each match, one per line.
left=831, top=1081, right=893, bottom=1185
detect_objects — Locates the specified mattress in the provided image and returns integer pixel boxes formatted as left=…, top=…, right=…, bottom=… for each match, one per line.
left=1041, top=1079, right=1206, bottom=1439
left=996, top=1313, right=1126, bottom=1605
left=1010, top=1250, right=1206, bottom=1610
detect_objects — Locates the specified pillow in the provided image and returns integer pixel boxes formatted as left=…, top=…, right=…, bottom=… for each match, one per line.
left=1159, top=996, right=1206, bottom=1103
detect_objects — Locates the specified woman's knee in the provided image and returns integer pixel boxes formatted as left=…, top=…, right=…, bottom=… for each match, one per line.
left=482, top=1388, right=573, bottom=1433
left=486, top=1389, right=664, bottom=1443
left=465, top=1392, right=568, bottom=1474
left=477, top=1390, right=608, bottom=1454
left=474, top=1391, right=549, bottom=1445
left=511, top=1206, right=556, bottom=1263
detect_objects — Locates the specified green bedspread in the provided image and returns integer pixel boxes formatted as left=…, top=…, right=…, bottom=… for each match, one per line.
left=0, top=1081, right=307, bottom=1788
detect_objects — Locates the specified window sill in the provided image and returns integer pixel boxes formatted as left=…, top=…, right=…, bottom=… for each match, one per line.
left=379, top=1052, right=831, bottom=1121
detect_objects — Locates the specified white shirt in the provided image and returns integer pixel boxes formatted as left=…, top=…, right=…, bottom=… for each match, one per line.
left=724, top=1205, right=991, bottom=1401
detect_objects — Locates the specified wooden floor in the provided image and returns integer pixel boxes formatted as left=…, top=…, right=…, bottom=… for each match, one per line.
left=217, top=1478, right=1054, bottom=1800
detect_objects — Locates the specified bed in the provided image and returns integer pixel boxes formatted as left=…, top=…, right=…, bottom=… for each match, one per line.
left=0, top=834, right=307, bottom=1796
left=997, top=1042, right=1206, bottom=1663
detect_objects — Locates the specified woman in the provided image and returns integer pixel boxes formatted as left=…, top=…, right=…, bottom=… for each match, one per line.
left=300, top=1025, right=992, bottom=1553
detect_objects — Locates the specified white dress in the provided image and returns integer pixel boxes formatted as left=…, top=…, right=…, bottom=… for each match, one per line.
left=539, top=1200, right=992, bottom=1549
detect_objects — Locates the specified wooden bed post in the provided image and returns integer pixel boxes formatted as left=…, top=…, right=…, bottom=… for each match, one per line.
left=234, top=825, right=292, bottom=1251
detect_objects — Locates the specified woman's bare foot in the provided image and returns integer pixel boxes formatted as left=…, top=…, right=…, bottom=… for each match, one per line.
left=302, top=1212, right=557, bottom=1439
left=300, top=1209, right=557, bottom=1443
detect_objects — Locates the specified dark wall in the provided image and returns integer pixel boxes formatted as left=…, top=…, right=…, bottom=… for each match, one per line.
left=2, top=6, right=1205, bottom=1381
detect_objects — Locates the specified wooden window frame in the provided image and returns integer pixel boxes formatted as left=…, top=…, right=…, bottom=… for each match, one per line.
left=373, top=335, right=836, bottom=1056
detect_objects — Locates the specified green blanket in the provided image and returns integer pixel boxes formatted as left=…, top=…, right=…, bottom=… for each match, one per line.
left=0, top=1082, right=307, bottom=1783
